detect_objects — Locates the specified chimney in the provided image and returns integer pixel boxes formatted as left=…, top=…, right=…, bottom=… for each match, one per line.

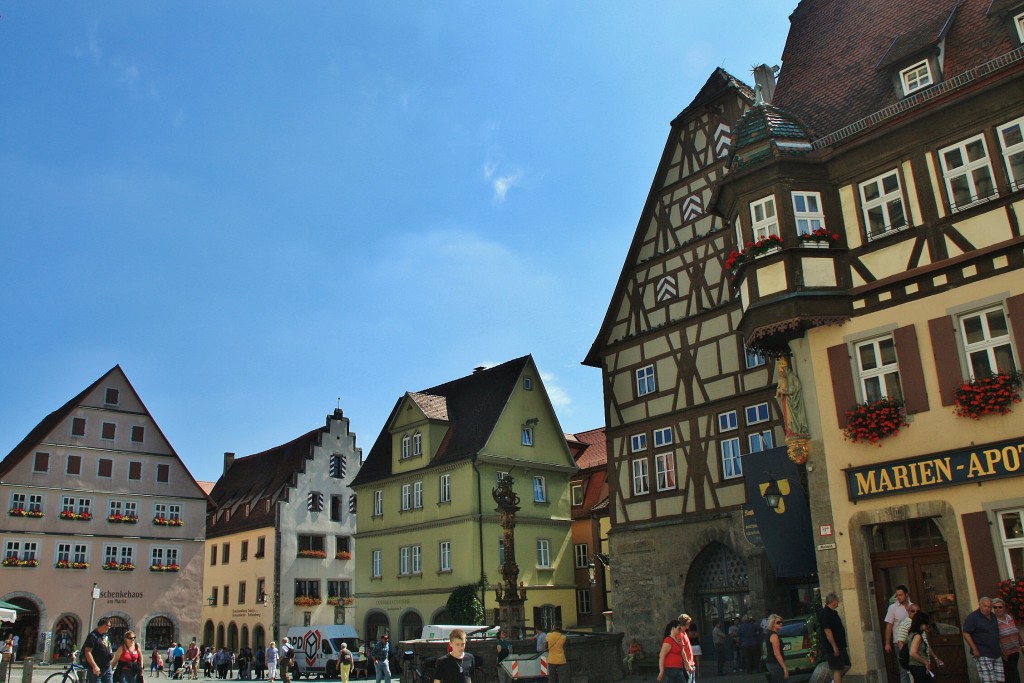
left=224, top=452, right=235, bottom=474
left=473, top=366, right=486, bottom=374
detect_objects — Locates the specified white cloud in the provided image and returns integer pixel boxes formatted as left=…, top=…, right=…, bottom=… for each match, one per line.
left=540, top=371, right=572, bottom=411
left=482, top=160, right=523, bottom=202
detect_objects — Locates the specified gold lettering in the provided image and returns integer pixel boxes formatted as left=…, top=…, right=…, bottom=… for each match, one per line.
left=856, top=471, right=878, bottom=496
left=909, top=462, right=922, bottom=487
left=892, top=466, right=909, bottom=490
left=917, top=461, right=934, bottom=486
left=878, top=469, right=894, bottom=491
left=934, top=457, right=952, bottom=482
left=968, top=452, right=988, bottom=478
left=985, top=448, right=1002, bottom=474
left=1003, top=446, right=1020, bottom=472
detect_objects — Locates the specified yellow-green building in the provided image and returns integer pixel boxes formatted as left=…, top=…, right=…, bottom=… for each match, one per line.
left=351, top=356, right=578, bottom=640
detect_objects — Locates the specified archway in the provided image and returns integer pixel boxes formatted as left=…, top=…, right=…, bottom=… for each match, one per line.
left=227, top=623, right=239, bottom=652
left=216, top=624, right=225, bottom=650
left=106, top=616, right=130, bottom=650
left=252, top=625, right=266, bottom=651
left=146, top=616, right=174, bottom=651
left=398, top=611, right=423, bottom=641
left=363, top=611, right=390, bottom=642
left=685, top=541, right=750, bottom=659
left=53, top=614, right=80, bottom=662
left=203, top=621, right=215, bottom=649
left=4, top=596, right=40, bottom=660
left=241, top=625, right=250, bottom=650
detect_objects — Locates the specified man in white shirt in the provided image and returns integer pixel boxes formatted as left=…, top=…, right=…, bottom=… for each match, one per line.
left=883, top=586, right=913, bottom=683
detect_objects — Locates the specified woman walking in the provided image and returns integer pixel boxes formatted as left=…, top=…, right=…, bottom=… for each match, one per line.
left=265, top=642, right=279, bottom=682
left=995, top=598, right=1024, bottom=683
left=658, top=620, right=695, bottom=683
left=764, top=615, right=788, bottom=682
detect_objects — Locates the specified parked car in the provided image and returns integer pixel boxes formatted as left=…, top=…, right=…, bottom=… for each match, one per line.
left=762, top=614, right=815, bottom=682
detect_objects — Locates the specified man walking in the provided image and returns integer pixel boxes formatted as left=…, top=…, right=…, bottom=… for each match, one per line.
left=963, top=596, right=1003, bottom=683
left=432, top=629, right=475, bottom=683
left=883, top=585, right=913, bottom=683
left=371, top=634, right=391, bottom=683
left=83, top=618, right=115, bottom=683
left=820, top=593, right=851, bottom=683
left=712, top=620, right=728, bottom=676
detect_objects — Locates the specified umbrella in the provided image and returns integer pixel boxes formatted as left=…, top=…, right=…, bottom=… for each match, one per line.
left=0, top=607, right=15, bottom=623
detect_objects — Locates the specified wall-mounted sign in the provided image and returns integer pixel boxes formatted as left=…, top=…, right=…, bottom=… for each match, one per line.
left=741, top=505, right=763, bottom=547
left=819, top=524, right=833, bottom=537
left=845, top=436, right=1024, bottom=501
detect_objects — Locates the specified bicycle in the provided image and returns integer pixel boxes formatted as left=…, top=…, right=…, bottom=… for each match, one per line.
left=44, top=652, right=86, bottom=683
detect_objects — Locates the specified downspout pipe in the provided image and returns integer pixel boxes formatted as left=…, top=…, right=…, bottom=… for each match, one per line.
left=472, top=453, right=486, bottom=611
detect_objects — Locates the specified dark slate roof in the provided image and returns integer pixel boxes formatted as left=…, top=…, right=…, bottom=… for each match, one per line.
left=672, top=67, right=757, bottom=124
left=773, top=0, right=1016, bottom=138
left=732, top=103, right=812, bottom=148
left=351, top=356, right=531, bottom=486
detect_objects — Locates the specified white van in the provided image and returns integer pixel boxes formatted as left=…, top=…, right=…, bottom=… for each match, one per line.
left=287, top=625, right=362, bottom=679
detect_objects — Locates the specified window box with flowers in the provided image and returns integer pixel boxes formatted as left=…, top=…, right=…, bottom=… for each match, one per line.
left=56, top=561, right=90, bottom=570
left=797, top=227, right=840, bottom=248
left=326, top=596, right=354, bottom=606
left=952, top=371, right=1023, bottom=420
left=843, top=397, right=909, bottom=445
left=152, top=516, right=184, bottom=527
left=103, top=562, right=136, bottom=571
left=294, top=596, right=322, bottom=607
left=8, top=508, right=44, bottom=518
left=107, top=514, right=139, bottom=524
left=60, top=510, right=92, bottom=521
left=726, top=235, right=784, bottom=275
left=997, top=577, right=1024, bottom=622
left=297, top=549, right=327, bottom=559
left=3, top=557, right=39, bottom=568
left=335, top=551, right=352, bottom=560
left=150, top=563, right=180, bottom=572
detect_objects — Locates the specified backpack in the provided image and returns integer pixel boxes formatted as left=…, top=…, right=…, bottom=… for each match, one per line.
left=897, top=641, right=910, bottom=670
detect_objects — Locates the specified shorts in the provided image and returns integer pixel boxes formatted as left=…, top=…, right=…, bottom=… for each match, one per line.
left=827, top=648, right=851, bottom=671
left=975, top=656, right=1004, bottom=683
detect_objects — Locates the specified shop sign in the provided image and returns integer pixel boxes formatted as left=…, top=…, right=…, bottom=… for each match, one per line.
left=845, top=436, right=1024, bottom=501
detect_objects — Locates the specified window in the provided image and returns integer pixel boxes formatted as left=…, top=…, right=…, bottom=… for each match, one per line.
left=750, top=195, right=779, bottom=241
left=576, top=589, right=592, bottom=615
left=998, top=509, right=1024, bottom=578
left=571, top=483, right=583, bottom=507
left=72, top=417, right=86, bottom=437
left=748, top=431, right=774, bottom=453
left=372, top=550, right=382, bottom=578
left=26, top=494, right=42, bottom=513
left=998, top=115, right=1024, bottom=191
left=630, top=434, right=647, bottom=452
left=67, top=455, right=81, bottom=476
left=401, top=484, right=412, bottom=511
left=10, top=493, right=25, bottom=512
left=521, top=427, right=534, bottom=447
left=33, top=452, right=49, bottom=473
left=156, top=464, right=169, bottom=483
left=745, top=349, right=766, bottom=368
left=523, top=377, right=533, bottom=390
left=536, top=539, right=551, bottom=568
left=412, top=432, right=422, bottom=456
left=210, top=587, right=218, bottom=606
left=718, top=411, right=738, bottom=432
left=653, top=427, right=673, bottom=448
left=574, top=543, right=589, bottom=569
left=124, top=461, right=140, bottom=480
left=635, top=365, right=656, bottom=397
left=109, top=500, right=138, bottom=520
left=856, top=336, right=903, bottom=402
left=238, top=581, right=246, bottom=605
left=222, top=543, right=230, bottom=564
left=960, top=306, right=1016, bottom=377
left=440, top=474, right=451, bottom=503
left=900, top=60, right=933, bottom=95
left=98, top=459, right=112, bottom=478
left=745, top=402, right=770, bottom=425
left=131, top=426, right=145, bottom=443
left=400, top=546, right=421, bottom=575
left=105, top=388, right=120, bottom=405
left=330, top=453, right=346, bottom=479
left=439, top=541, right=452, bottom=572
left=101, top=422, right=116, bottom=440
left=256, top=536, right=265, bottom=558
left=412, top=545, right=421, bottom=573
left=336, top=536, right=351, bottom=555
left=307, top=491, right=325, bottom=512
left=298, top=535, right=325, bottom=556
left=153, top=503, right=181, bottom=522
left=57, top=542, right=88, bottom=565
left=1016, top=11, right=1024, bottom=43
left=241, top=541, right=248, bottom=562
left=721, top=437, right=742, bottom=479
left=210, top=545, right=218, bottom=566
left=294, top=579, right=320, bottom=600
left=373, top=490, right=384, bottom=517
left=533, top=476, right=547, bottom=503
left=8, top=541, right=38, bottom=563
left=62, top=496, right=92, bottom=517
left=413, top=481, right=423, bottom=509
left=792, top=191, right=824, bottom=236
left=940, top=134, right=996, bottom=210
left=631, top=458, right=650, bottom=495
left=150, top=546, right=179, bottom=568
left=223, top=585, right=231, bottom=606
left=104, top=544, right=135, bottom=567
left=328, top=579, right=351, bottom=600
left=401, top=434, right=411, bottom=459
left=859, top=170, right=907, bottom=239
left=655, top=453, right=676, bottom=491
left=330, top=495, right=343, bottom=522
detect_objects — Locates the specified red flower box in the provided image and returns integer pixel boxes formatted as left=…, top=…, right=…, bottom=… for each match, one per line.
left=953, top=371, right=1022, bottom=420
left=843, top=398, right=908, bottom=445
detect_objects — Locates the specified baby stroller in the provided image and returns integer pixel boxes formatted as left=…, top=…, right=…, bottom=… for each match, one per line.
left=174, top=658, right=197, bottom=680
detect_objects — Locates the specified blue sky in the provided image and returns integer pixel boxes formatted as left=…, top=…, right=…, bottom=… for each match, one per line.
left=0, top=2, right=794, bottom=483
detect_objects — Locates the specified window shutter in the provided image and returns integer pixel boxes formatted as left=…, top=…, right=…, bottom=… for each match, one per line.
left=927, top=315, right=962, bottom=406
left=308, top=492, right=324, bottom=512
left=330, top=454, right=346, bottom=479
left=962, top=511, right=1001, bottom=599
left=348, top=495, right=357, bottom=514
left=826, top=344, right=857, bottom=427
left=893, top=325, right=929, bottom=414
left=1007, top=294, right=1024, bottom=363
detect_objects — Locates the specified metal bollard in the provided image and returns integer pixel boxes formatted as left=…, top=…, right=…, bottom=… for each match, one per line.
left=21, top=658, right=33, bottom=683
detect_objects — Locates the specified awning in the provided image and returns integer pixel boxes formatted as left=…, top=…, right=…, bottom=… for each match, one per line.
left=742, top=446, right=817, bottom=578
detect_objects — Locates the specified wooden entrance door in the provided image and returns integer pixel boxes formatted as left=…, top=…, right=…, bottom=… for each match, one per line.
left=871, top=547, right=966, bottom=682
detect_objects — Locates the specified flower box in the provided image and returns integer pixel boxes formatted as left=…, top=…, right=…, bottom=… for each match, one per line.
left=726, top=234, right=784, bottom=273
left=335, top=551, right=352, bottom=560
left=797, top=227, right=840, bottom=247
left=60, top=510, right=93, bottom=521
left=843, top=398, right=908, bottom=444
left=107, top=514, right=139, bottom=524
left=150, top=564, right=180, bottom=572
left=997, top=577, right=1024, bottom=621
left=297, top=550, right=327, bottom=559
left=152, top=516, right=184, bottom=527
left=8, top=508, right=44, bottom=518
left=56, top=561, right=90, bottom=570
left=103, top=562, right=136, bottom=571
left=294, top=596, right=322, bottom=607
left=3, top=557, right=39, bottom=568
left=953, top=371, right=1023, bottom=420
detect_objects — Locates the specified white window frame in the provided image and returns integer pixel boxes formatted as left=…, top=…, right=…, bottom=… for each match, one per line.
left=635, top=365, right=656, bottom=397
left=574, top=543, right=589, bottom=569
left=747, top=431, right=774, bottom=453
left=372, top=549, right=382, bottom=578
left=655, top=453, right=676, bottom=491
left=997, top=115, right=1024, bottom=192
left=860, top=169, right=908, bottom=239
left=745, top=402, right=770, bottom=425
left=412, top=432, right=422, bottom=456
left=104, top=544, right=135, bottom=567
left=401, top=434, right=411, bottom=459
left=399, top=546, right=410, bottom=575
left=745, top=349, right=766, bottom=369
left=631, top=458, right=650, bottom=495
left=791, top=191, right=824, bottom=236
left=750, top=195, right=779, bottom=241
left=939, top=133, right=997, bottom=211
left=439, top=474, right=451, bottom=503
left=536, top=539, right=551, bottom=568
left=108, top=500, right=138, bottom=520
left=411, top=545, right=421, bottom=574
left=373, top=490, right=383, bottom=517
left=153, top=503, right=182, bottom=521
left=439, top=541, right=452, bottom=572
left=996, top=509, right=1024, bottom=579
left=523, top=377, right=533, bottom=390
left=721, top=438, right=742, bottom=479
left=900, top=60, right=933, bottom=95
left=28, top=494, right=43, bottom=513
left=150, top=546, right=180, bottom=568
left=401, top=484, right=412, bottom=511
left=576, top=589, right=592, bottom=615
left=571, top=483, right=584, bottom=507
left=533, top=476, right=547, bottom=503
left=959, top=305, right=1017, bottom=378
left=413, top=481, right=423, bottom=509
left=73, top=543, right=88, bottom=564
left=1016, top=11, right=1024, bottom=43
left=653, top=427, right=673, bottom=448
left=630, top=433, right=647, bottom=452
left=855, top=336, right=902, bottom=403
left=718, top=411, right=738, bottom=432
left=522, top=427, right=535, bottom=447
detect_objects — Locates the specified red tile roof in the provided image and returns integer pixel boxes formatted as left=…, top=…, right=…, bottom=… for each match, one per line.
left=569, top=427, right=607, bottom=471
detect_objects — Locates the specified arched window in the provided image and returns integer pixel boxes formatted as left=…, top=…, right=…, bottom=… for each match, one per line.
left=146, top=616, right=174, bottom=651
left=228, top=623, right=239, bottom=652
left=203, top=621, right=215, bottom=648
left=252, top=625, right=266, bottom=651
left=412, top=432, right=423, bottom=456
left=401, top=435, right=411, bottom=459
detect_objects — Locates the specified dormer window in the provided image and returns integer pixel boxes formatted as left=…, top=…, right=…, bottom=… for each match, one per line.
left=1014, top=11, right=1024, bottom=43
left=792, top=191, right=824, bottom=236
left=400, top=434, right=411, bottom=459
left=412, top=431, right=422, bottom=456
left=900, top=60, right=933, bottom=96
left=750, top=195, right=778, bottom=240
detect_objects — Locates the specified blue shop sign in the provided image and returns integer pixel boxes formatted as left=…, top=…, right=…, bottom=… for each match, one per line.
left=845, top=435, right=1024, bottom=501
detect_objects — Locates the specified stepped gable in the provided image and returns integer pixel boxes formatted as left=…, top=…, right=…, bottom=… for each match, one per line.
left=352, top=355, right=531, bottom=485
left=773, top=0, right=1015, bottom=138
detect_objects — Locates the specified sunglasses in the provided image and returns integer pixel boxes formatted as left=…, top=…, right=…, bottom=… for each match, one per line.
left=993, top=606, right=1005, bottom=609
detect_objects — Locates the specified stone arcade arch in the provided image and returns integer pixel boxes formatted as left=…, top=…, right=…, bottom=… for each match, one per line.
left=398, top=610, right=423, bottom=641
left=363, top=611, right=390, bottom=643
left=684, top=542, right=751, bottom=639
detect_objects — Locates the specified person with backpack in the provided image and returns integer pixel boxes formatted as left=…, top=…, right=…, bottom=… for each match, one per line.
left=279, top=638, right=295, bottom=683
left=338, top=643, right=354, bottom=683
